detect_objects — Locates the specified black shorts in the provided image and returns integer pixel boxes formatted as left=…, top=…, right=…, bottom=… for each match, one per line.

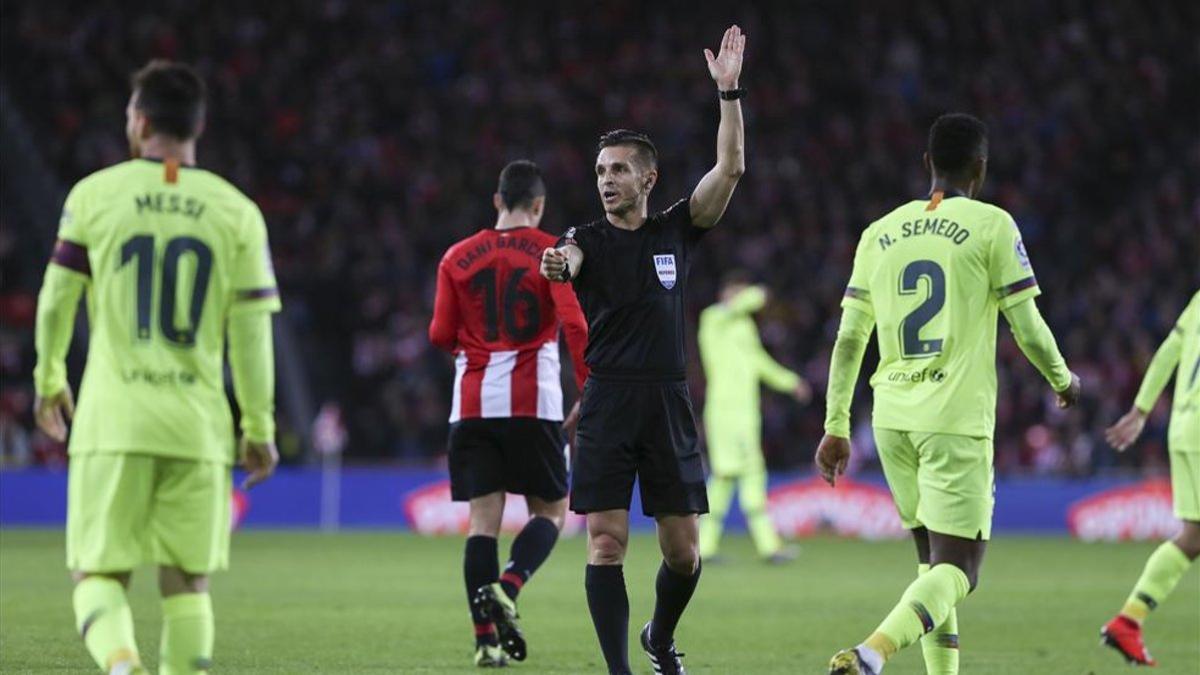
left=570, top=378, right=708, bottom=517
left=448, top=418, right=568, bottom=501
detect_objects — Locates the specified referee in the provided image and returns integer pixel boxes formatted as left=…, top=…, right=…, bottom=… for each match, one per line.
left=540, top=25, right=747, bottom=675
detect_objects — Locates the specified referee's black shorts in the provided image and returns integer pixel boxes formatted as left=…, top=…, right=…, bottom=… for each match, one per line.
left=448, top=418, right=568, bottom=502
left=570, top=377, right=709, bottom=517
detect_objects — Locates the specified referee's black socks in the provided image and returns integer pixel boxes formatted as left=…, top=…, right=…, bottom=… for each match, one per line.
left=585, top=564, right=632, bottom=674
left=650, top=558, right=702, bottom=648
left=501, top=516, right=560, bottom=600
left=464, top=535, right=499, bottom=646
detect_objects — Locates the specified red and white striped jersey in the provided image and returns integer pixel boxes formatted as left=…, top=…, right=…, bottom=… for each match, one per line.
left=429, top=226, right=588, bottom=423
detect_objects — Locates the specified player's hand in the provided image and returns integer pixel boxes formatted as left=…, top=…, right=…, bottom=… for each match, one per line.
left=33, top=385, right=74, bottom=443
left=815, top=434, right=850, bottom=487
left=1105, top=407, right=1147, bottom=452
left=1054, top=372, right=1081, bottom=409
left=239, top=437, right=279, bottom=490
left=705, top=25, right=746, bottom=90
left=540, top=248, right=568, bottom=282
left=793, top=378, right=812, bottom=405
left=563, top=399, right=582, bottom=447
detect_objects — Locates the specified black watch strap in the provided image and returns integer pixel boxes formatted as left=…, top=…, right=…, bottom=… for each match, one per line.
left=718, top=88, right=746, bottom=100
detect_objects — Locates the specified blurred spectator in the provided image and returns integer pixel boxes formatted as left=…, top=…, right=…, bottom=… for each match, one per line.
left=1, top=1, right=1197, bottom=474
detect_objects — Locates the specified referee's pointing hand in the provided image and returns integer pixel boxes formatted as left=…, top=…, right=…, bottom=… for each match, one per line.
left=541, top=248, right=568, bottom=282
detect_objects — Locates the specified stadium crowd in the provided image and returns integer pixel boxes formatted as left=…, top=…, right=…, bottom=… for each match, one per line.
left=2, top=1, right=1197, bottom=475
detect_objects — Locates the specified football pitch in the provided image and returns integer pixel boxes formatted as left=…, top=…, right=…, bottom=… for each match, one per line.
left=1, top=530, right=1197, bottom=674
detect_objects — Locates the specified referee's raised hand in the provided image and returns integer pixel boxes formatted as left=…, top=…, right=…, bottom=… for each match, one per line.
left=704, top=24, right=745, bottom=90
left=540, top=247, right=568, bottom=282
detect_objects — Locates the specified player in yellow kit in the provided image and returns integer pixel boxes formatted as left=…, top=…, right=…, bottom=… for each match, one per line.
left=32, top=61, right=280, bottom=675
left=815, top=114, right=1080, bottom=674
left=698, top=273, right=809, bottom=562
left=1099, top=290, right=1200, bottom=666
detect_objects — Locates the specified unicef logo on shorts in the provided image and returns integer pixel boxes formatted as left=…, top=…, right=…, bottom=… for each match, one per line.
left=653, top=254, right=677, bottom=289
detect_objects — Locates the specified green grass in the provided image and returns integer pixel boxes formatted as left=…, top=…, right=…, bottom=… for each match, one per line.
left=1, top=530, right=1197, bottom=673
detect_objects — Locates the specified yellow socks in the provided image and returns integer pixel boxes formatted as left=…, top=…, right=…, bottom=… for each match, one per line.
left=864, top=562, right=969, bottom=665
left=160, top=593, right=215, bottom=674
left=73, top=577, right=142, bottom=672
left=1121, top=541, right=1192, bottom=624
left=917, top=563, right=959, bottom=674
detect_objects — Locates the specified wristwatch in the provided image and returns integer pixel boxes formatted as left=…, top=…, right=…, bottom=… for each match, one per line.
left=718, top=88, right=746, bottom=100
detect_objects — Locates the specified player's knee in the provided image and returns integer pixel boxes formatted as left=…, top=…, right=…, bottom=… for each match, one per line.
left=1175, top=521, right=1200, bottom=560
left=159, top=567, right=209, bottom=596
left=528, top=498, right=568, bottom=530
left=73, top=571, right=131, bottom=588
left=955, top=562, right=981, bottom=592
left=537, top=511, right=567, bottom=531
left=663, top=544, right=700, bottom=575
left=589, top=532, right=626, bottom=564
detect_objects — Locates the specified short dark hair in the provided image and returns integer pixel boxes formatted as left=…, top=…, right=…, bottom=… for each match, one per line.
left=131, top=60, right=207, bottom=140
left=497, top=160, right=546, bottom=211
left=928, top=113, right=988, bottom=176
left=597, top=129, right=658, bottom=169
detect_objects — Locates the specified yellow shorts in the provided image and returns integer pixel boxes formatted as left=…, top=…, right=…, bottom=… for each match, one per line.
left=704, top=418, right=764, bottom=477
left=1170, top=451, right=1200, bottom=522
left=67, top=453, right=231, bottom=574
left=874, top=428, right=995, bottom=541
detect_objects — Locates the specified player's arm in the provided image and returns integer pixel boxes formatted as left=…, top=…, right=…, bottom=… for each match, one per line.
left=428, top=258, right=461, bottom=352
left=816, top=232, right=877, bottom=486
left=549, top=281, right=590, bottom=390
left=228, top=311, right=277, bottom=488
left=816, top=306, right=875, bottom=485
left=1105, top=325, right=1183, bottom=451
left=689, top=25, right=746, bottom=229
left=228, top=205, right=282, bottom=488
left=724, top=285, right=809, bottom=399
left=549, top=280, right=589, bottom=441
left=1001, top=297, right=1077, bottom=407
left=754, top=339, right=808, bottom=401
left=727, top=285, right=767, bottom=315
left=32, top=239, right=90, bottom=441
left=990, top=215, right=1079, bottom=408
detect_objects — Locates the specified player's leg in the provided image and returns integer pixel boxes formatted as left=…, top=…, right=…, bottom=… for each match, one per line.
left=151, top=458, right=230, bottom=675
left=738, top=443, right=788, bottom=561
left=697, top=473, right=735, bottom=559
left=157, top=568, right=213, bottom=675
left=571, top=379, right=640, bottom=674
left=465, top=491, right=507, bottom=663
left=586, top=509, right=633, bottom=675
left=501, top=495, right=565, bottom=601
left=911, top=528, right=959, bottom=675
left=832, top=431, right=987, bottom=674
left=697, top=419, right=742, bottom=560
left=446, top=419, right=510, bottom=665
left=1102, top=450, right=1200, bottom=665
left=498, top=418, right=570, bottom=603
left=647, top=514, right=701, bottom=649
left=638, top=381, right=707, bottom=674
left=68, top=454, right=154, bottom=674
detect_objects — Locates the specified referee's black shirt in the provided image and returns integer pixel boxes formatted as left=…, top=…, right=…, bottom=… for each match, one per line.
left=557, top=198, right=707, bottom=382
